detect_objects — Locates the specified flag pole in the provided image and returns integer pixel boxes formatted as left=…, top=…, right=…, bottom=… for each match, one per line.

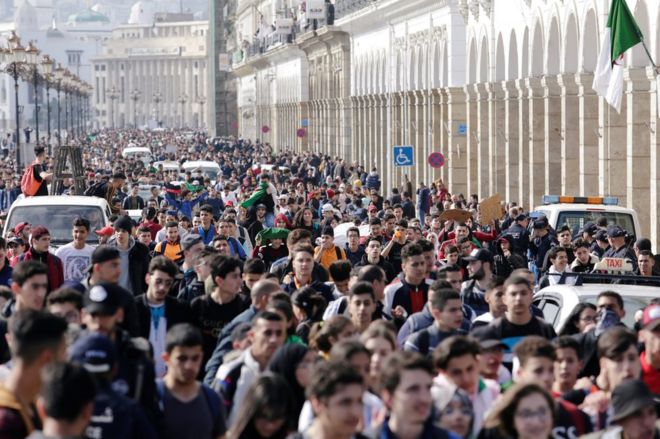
left=640, top=37, right=660, bottom=72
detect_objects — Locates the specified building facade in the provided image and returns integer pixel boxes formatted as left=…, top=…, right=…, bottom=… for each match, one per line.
left=91, top=17, right=209, bottom=129
left=232, top=0, right=660, bottom=247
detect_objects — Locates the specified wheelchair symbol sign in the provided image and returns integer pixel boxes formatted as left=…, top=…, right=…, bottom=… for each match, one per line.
left=393, top=146, right=414, bottom=167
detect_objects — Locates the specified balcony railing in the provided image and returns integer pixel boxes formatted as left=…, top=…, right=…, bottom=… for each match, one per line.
left=335, top=0, right=377, bottom=20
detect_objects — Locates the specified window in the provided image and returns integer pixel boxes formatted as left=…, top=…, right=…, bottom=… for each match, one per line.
left=66, top=51, right=82, bottom=67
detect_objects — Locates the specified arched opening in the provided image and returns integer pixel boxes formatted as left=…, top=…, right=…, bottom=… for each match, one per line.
left=508, top=31, right=519, bottom=80
left=409, top=48, right=416, bottom=90
left=395, top=51, right=402, bottom=91
left=432, top=43, right=441, bottom=88
left=630, top=0, right=649, bottom=67
left=468, top=38, right=477, bottom=83
left=656, top=5, right=660, bottom=62
left=495, top=33, right=505, bottom=81
left=521, top=27, right=529, bottom=78
left=442, top=42, right=448, bottom=87
left=546, top=17, right=560, bottom=75
left=417, top=45, right=425, bottom=89
left=581, top=9, right=598, bottom=72
left=380, top=53, right=387, bottom=94
left=531, top=22, right=544, bottom=76
left=563, top=14, right=578, bottom=73
left=479, top=35, right=489, bottom=83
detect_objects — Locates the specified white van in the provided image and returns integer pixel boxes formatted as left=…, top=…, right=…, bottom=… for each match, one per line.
left=121, top=146, right=152, bottom=164
left=4, top=196, right=112, bottom=248
left=182, top=160, right=221, bottom=184
left=531, top=195, right=642, bottom=240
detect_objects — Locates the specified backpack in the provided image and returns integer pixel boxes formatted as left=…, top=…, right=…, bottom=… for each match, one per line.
left=155, top=379, right=222, bottom=417
left=417, top=328, right=431, bottom=356
left=20, top=162, right=40, bottom=196
left=84, top=181, right=107, bottom=197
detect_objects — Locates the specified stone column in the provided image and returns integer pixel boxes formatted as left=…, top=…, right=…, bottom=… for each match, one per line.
left=625, top=68, right=651, bottom=238
left=575, top=73, right=599, bottom=195
left=415, top=90, right=425, bottom=184
left=504, top=80, right=519, bottom=203
left=599, top=93, right=627, bottom=201
left=526, top=77, right=545, bottom=209
left=447, top=87, right=468, bottom=196
left=648, top=67, right=660, bottom=248
left=557, top=74, right=580, bottom=194
left=515, top=79, right=530, bottom=208
left=542, top=75, right=562, bottom=196
left=490, top=82, right=506, bottom=196
left=464, top=85, right=478, bottom=196
left=475, top=83, right=488, bottom=199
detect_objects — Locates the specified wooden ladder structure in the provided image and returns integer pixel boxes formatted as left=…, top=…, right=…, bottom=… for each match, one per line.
left=51, top=145, right=86, bottom=195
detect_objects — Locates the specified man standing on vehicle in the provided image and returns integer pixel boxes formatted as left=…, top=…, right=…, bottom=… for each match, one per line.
left=29, top=147, right=52, bottom=197
left=56, top=217, right=95, bottom=283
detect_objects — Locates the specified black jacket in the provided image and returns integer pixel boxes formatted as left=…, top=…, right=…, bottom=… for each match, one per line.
left=109, top=238, right=151, bottom=296
left=134, top=295, right=196, bottom=339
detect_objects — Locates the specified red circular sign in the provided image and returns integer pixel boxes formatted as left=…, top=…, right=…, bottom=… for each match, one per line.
left=261, top=125, right=270, bottom=133
left=428, top=152, right=445, bottom=168
left=296, top=128, right=306, bottom=138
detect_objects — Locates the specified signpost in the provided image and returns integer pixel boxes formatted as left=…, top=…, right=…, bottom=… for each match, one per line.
left=393, top=146, right=414, bottom=167
left=427, top=152, right=445, bottom=168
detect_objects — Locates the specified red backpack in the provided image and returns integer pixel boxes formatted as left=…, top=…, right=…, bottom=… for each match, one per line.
left=20, top=162, right=40, bottom=196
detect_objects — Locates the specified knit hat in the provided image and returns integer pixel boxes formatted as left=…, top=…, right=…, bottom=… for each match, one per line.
left=113, top=216, right=134, bottom=234
left=326, top=189, right=335, bottom=199
left=31, top=226, right=50, bottom=241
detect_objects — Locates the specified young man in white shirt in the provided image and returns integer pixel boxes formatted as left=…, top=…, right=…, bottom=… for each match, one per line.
left=55, top=217, right=95, bottom=283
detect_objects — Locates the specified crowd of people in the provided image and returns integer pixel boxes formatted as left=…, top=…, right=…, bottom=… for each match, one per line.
left=0, top=129, right=657, bottom=439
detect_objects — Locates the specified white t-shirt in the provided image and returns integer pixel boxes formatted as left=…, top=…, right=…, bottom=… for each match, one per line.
left=55, top=243, right=95, bottom=283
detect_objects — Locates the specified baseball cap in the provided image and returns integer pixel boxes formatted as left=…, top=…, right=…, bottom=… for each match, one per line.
left=256, top=203, right=267, bottom=209
left=69, top=333, right=117, bottom=374
left=95, top=226, right=114, bottom=236
left=13, top=222, right=29, bottom=235
left=532, top=217, right=549, bottom=229
left=326, top=189, right=335, bottom=199
left=90, top=245, right=120, bottom=266
left=581, top=222, right=598, bottom=236
left=594, top=229, right=608, bottom=242
left=322, top=203, right=334, bottom=213
left=180, top=233, right=203, bottom=252
left=607, top=225, right=627, bottom=238
left=642, top=304, right=660, bottom=331
left=83, top=282, right=122, bottom=315
left=367, top=205, right=377, bottom=212
left=478, top=339, right=508, bottom=351
left=610, top=379, right=657, bottom=422
left=463, top=248, right=494, bottom=264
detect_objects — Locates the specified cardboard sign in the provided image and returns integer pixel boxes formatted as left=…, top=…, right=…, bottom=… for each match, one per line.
left=307, top=0, right=326, bottom=19
left=479, top=194, right=503, bottom=225
left=440, top=209, right=473, bottom=223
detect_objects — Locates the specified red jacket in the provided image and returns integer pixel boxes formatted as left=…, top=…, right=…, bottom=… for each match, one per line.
left=19, top=247, right=64, bottom=293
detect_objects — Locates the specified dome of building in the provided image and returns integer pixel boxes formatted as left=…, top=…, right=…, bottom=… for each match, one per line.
left=67, top=8, right=111, bottom=25
left=128, top=0, right=155, bottom=25
left=14, top=0, right=38, bottom=33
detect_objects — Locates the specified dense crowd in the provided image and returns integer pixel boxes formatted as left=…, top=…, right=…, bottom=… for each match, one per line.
left=0, top=129, right=657, bottom=439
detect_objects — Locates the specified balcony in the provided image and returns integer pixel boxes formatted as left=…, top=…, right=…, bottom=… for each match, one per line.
left=335, top=0, right=378, bottom=20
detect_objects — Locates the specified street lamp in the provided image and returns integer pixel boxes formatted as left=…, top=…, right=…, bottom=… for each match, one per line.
left=178, top=92, right=188, bottom=129
left=153, top=92, right=162, bottom=127
left=53, top=64, right=64, bottom=146
left=41, top=55, right=53, bottom=154
left=106, top=85, right=120, bottom=129
left=1, top=32, right=29, bottom=172
left=129, top=88, right=141, bottom=128
left=22, top=41, right=41, bottom=147
left=196, top=95, right=206, bottom=129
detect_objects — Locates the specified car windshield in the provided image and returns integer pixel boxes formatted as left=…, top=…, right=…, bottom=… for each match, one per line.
left=7, top=206, right=105, bottom=245
left=556, top=211, right=636, bottom=238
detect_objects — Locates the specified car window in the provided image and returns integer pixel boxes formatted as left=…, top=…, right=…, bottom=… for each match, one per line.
left=540, top=298, right=561, bottom=327
left=556, top=211, right=636, bottom=238
left=7, top=206, right=105, bottom=245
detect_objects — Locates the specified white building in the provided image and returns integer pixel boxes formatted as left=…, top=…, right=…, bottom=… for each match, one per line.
left=233, top=0, right=660, bottom=247
left=91, top=16, right=209, bottom=129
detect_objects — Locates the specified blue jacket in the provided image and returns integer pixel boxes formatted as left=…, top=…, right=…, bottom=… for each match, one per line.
left=0, top=261, right=12, bottom=287
left=165, top=191, right=208, bottom=219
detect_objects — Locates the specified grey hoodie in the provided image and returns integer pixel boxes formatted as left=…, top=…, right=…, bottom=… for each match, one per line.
left=107, top=235, right=136, bottom=293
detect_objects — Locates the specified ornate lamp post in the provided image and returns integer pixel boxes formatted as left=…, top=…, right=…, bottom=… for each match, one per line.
left=41, top=55, right=54, bottom=153
left=153, top=92, right=162, bottom=127
left=196, top=95, right=206, bottom=129
left=2, top=32, right=29, bottom=172
left=106, top=85, right=120, bottom=129
left=23, top=41, right=40, bottom=146
left=53, top=64, right=64, bottom=146
left=178, top=93, right=188, bottom=129
left=129, top=88, right=141, bottom=128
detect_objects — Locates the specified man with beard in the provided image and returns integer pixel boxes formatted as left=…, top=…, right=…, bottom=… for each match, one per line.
left=460, top=249, right=493, bottom=316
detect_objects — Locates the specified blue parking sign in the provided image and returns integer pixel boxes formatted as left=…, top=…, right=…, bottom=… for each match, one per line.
left=393, top=146, right=414, bottom=167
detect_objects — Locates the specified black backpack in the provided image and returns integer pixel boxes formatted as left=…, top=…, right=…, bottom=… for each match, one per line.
left=84, top=181, right=108, bottom=198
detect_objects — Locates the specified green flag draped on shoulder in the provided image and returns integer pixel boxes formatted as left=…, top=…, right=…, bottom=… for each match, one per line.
left=240, top=182, right=268, bottom=209
left=592, top=0, right=643, bottom=113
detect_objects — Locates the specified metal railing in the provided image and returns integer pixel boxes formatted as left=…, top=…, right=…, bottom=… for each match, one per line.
left=335, top=0, right=377, bottom=20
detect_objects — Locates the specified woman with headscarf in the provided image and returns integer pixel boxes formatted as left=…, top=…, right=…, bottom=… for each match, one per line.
left=267, top=344, right=316, bottom=420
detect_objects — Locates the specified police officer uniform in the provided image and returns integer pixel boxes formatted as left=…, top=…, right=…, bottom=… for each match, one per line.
left=503, top=214, right=530, bottom=257
left=603, top=225, right=638, bottom=270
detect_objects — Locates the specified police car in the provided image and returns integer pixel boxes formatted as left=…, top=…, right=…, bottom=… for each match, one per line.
left=531, top=195, right=641, bottom=240
left=533, top=258, right=660, bottom=332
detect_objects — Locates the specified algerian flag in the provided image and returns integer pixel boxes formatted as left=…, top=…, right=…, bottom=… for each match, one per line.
left=592, top=0, right=643, bottom=113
